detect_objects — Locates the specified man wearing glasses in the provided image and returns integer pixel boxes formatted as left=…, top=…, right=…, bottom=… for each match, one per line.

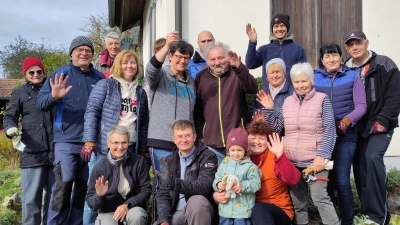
left=194, top=42, right=258, bottom=164
left=36, top=36, right=104, bottom=225
left=144, top=31, right=196, bottom=222
left=153, top=120, right=218, bottom=225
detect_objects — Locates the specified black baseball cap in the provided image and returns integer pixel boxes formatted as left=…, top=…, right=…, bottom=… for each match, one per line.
left=345, top=30, right=367, bottom=44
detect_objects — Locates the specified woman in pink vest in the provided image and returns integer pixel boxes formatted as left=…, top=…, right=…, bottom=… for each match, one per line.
left=258, top=62, right=339, bottom=225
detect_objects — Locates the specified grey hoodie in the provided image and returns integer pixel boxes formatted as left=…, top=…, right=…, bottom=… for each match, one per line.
left=145, top=56, right=196, bottom=149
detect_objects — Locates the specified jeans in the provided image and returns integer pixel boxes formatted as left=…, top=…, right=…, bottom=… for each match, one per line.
left=327, top=142, right=356, bottom=225
left=21, top=165, right=55, bottom=225
left=219, top=217, right=251, bottom=225
left=47, top=143, right=89, bottom=225
left=251, top=202, right=292, bottom=225
left=205, top=145, right=226, bottom=165
left=83, top=152, right=106, bottom=225
left=150, top=147, right=173, bottom=223
left=353, top=131, right=393, bottom=225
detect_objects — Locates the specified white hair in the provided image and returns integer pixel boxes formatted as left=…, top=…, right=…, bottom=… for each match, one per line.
left=203, top=41, right=230, bottom=62
left=290, top=62, right=314, bottom=81
left=104, top=32, right=121, bottom=43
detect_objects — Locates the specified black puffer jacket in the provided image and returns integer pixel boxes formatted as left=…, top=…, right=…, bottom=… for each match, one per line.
left=3, top=81, right=54, bottom=168
left=155, top=139, right=218, bottom=224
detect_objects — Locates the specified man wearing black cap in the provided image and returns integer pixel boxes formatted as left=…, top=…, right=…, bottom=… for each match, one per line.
left=36, top=36, right=105, bottom=225
left=245, top=14, right=306, bottom=91
left=344, top=30, right=400, bottom=225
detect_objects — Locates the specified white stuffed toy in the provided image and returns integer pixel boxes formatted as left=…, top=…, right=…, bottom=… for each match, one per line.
left=222, top=174, right=241, bottom=199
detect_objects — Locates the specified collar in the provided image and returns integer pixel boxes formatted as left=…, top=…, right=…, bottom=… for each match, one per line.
left=179, top=146, right=196, bottom=159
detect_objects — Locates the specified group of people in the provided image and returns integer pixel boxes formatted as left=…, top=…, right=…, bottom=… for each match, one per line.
left=2, top=12, right=399, bottom=225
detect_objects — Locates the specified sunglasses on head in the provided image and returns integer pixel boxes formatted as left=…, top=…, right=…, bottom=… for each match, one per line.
left=28, top=70, right=43, bottom=76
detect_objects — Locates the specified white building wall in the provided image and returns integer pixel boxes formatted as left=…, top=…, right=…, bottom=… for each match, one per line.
left=182, top=0, right=269, bottom=78
left=363, top=0, right=400, bottom=156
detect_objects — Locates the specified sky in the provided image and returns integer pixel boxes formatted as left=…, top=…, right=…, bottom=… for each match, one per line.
left=0, top=0, right=109, bottom=53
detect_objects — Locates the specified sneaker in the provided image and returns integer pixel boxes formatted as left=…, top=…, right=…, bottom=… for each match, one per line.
left=363, top=219, right=379, bottom=225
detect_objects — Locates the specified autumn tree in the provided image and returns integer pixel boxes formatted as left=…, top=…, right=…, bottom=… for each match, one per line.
left=0, top=36, right=69, bottom=79
left=80, top=13, right=139, bottom=59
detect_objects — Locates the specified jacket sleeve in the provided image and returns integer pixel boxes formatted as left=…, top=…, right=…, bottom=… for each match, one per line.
left=36, top=72, right=58, bottom=111
left=261, top=108, right=284, bottom=134
left=298, top=47, right=307, bottom=63
left=377, top=66, right=400, bottom=128
left=3, top=88, right=21, bottom=137
left=245, top=41, right=263, bottom=69
left=82, top=79, right=108, bottom=142
left=317, top=96, right=337, bottom=159
left=233, top=63, right=258, bottom=94
left=345, top=74, right=367, bottom=125
left=171, top=150, right=218, bottom=196
left=85, top=165, right=107, bottom=210
left=240, top=163, right=261, bottom=194
left=124, top=157, right=152, bottom=208
left=139, top=89, right=149, bottom=154
left=194, top=75, right=205, bottom=140
left=212, top=163, right=226, bottom=192
left=273, top=152, right=300, bottom=185
left=155, top=181, right=173, bottom=224
left=145, top=56, right=163, bottom=90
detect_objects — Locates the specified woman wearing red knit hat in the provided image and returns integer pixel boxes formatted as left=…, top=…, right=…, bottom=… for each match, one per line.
left=3, top=57, right=55, bottom=225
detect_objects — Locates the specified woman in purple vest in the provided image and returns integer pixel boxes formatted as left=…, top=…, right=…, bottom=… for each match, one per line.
left=258, top=62, right=339, bottom=225
left=314, top=43, right=367, bottom=225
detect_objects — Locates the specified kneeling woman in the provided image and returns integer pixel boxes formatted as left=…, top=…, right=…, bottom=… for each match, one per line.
left=86, top=125, right=151, bottom=225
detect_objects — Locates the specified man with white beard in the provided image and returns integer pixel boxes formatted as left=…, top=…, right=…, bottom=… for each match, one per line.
left=194, top=42, right=258, bottom=164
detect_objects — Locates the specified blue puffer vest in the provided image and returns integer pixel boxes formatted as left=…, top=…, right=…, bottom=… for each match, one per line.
left=314, top=67, right=358, bottom=143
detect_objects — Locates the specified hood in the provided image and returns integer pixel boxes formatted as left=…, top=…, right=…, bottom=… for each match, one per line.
left=344, top=50, right=376, bottom=68
left=269, top=33, right=294, bottom=42
left=192, top=50, right=206, bottom=63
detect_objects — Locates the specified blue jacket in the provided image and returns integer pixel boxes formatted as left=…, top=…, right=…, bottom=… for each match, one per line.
left=36, top=63, right=104, bottom=143
left=246, top=35, right=306, bottom=91
left=83, top=77, right=149, bottom=155
left=212, top=156, right=261, bottom=218
left=188, top=51, right=207, bottom=79
left=314, top=67, right=358, bottom=143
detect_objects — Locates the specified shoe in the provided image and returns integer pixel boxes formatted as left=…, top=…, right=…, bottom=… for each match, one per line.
left=363, top=219, right=379, bottom=224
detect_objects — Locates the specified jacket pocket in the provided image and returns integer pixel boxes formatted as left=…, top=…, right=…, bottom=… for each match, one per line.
left=21, top=125, right=48, bottom=153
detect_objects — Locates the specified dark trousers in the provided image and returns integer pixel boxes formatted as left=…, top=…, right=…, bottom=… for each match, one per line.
left=251, top=202, right=292, bottom=225
left=353, top=132, right=393, bottom=225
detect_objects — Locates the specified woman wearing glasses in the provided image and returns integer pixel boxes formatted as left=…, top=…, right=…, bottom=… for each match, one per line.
left=82, top=50, right=149, bottom=225
left=3, top=57, right=55, bottom=225
left=86, top=125, right=151, bottom=225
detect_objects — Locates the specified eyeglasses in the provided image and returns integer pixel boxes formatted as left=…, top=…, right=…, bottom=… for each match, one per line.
left=174, top=134, right=193, bottom=140
left=75, top=47, right=93, bottom=54
left=28, top=70, right=43, bottom=76
left=173, top=54, right=190, bottom=62
left=108, top=139, right=129, bottom=147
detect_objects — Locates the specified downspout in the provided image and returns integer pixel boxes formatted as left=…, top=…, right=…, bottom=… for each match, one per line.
left=175, top=0, right=182, bottom=38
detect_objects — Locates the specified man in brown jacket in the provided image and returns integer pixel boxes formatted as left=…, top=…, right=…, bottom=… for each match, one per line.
left=194, top=42, right=258, bottom=164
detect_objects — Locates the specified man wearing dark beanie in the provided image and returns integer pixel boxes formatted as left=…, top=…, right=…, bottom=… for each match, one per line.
left=245, top=13, right=307, bottom=91
left=36, top=36, right=104, bottom=225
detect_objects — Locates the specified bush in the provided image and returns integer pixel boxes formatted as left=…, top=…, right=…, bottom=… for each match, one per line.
left=0, top=209, right=19, bottom=225
left=0, top=131, right=19, bottom=169
left=246, top=77, right=262, bottom=121
left=387, top=167, right=400, bottom=195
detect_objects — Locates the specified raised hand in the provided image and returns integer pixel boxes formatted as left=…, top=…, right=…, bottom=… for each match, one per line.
left=165, top=30, right=179, bottom=48
left=95, top=175, right=109, bottom=197
left=246, top=23, right=257, bottom=42
left=50, top=73, right=72, bottom=101
left=256, top=90, right=274, bottom=109
left=252, top=110, right=264, bottom=122
left=120, top=37, right=133, bottom=50
left=228, top=50, right=241, bottom=68
left=266, top=132, right=283, bottom=158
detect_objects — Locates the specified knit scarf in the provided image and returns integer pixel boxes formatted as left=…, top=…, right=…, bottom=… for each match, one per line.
left=107, top=151, right=129, bottom=166
left=99, top=49, right=114, bottom=67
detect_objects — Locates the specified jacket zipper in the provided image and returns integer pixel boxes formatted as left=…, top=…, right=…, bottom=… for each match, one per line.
left=217, top=77, right=225, bottom=147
